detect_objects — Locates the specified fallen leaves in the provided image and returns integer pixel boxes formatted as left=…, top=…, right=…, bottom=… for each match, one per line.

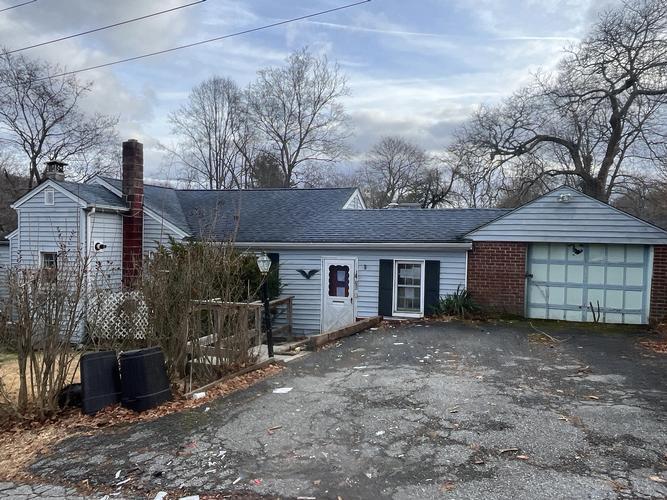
left=439, top=480, right=456, bottom=492
left=0, top=363, right=283, bottom=482
left=639, top=337, right=667, bottom=354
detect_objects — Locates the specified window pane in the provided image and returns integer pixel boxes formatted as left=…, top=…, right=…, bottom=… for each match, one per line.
left=328, top=265, right=349, bottom=297
left=395, top=262, right=422, bottom=313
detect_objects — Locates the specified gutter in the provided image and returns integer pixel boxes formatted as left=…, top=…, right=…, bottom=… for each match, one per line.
left=234, top=241, right=473, bottom=250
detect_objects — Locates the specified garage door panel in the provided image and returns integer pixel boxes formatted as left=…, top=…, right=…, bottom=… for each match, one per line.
left=549, top=264, right=566, bottom=282
left=566, top=288, right=583, bottom=306
left=588, top=288, right=605, bottom=307
left=588, top=266, right=605, bottom=285
left=624, top=314, right=642, bottom=324
left=527, top=244, right=649, bottom=325
left=566, top=265, right=584, bottom=283
left=548, top=308, right=565, bottom=320
left=528, top=307, right=547, bottom=319
left=606, top=266, right=624, bottom=286
left=550, top=244, right=567, bottom=260
left=530, top=285, right=547, bottom=305
left=607, top=246, right=625, bottom=263
left=606, top=312, right=623, bottom=323
left=626, top=268, right=644, bottom=286
left=548, top=286, right=565, bottom=306
left=626, top=246, right=645, bottom=263
left=532, top=263, right=548, bottom=281
left=589, top=245, right=606, bottom=262
left=605, top=289, right=623, bottom=309
left=532, top=243, right=549, bottom=260
left=624, top=290, right=642, bottom=309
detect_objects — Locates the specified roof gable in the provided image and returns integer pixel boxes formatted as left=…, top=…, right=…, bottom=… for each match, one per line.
left=466, top=186, right=667, bottom=245
left=11, top=179, right=87, bottom=209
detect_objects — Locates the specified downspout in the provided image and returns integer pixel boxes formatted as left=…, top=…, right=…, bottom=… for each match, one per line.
left=83, top=206, right=95, bottom=342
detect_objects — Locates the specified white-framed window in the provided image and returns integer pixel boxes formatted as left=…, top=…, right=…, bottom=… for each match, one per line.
left=44, top=187, right=55, bottom=206
left=41, top=251, right=58, bottom=282
left=392, top=260, right=425, bottom=317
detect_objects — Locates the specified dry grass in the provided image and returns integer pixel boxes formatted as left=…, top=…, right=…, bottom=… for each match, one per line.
left=0, top=362, right=283, bottom=482
left=0, top=352, right=80, bottom=401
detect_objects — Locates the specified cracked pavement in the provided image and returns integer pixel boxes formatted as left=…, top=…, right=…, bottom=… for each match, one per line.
left=22, top=320, right=667, bottom=499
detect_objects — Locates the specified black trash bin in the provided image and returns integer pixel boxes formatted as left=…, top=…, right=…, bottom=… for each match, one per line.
left=80, top=350, right=121, bottom=415
left=119, top=347, right=172, bottom=412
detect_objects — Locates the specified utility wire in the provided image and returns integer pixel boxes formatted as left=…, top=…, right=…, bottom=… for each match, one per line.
left=0, top=0, right=36, bottom=13
left=3, top=0, right=371, bottom=84
left=8, top=0, right=207, bottom=54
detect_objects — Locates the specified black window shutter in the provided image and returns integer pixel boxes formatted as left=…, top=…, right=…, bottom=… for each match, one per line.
left=267, top=252, right=279, bottom=268
left=378, top=259, right=394, bottom=317
left=424, top=260, right=440, bottom=316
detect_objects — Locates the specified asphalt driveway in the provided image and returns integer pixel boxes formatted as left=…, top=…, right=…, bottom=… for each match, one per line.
left=27, top=320, right=667, bottom=499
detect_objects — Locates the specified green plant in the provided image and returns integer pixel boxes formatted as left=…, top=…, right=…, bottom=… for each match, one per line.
left=433, top=285, right=479, bottom=318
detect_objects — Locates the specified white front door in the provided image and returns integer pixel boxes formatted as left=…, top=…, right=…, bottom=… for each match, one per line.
left=321, top=258, right=356, bottom=333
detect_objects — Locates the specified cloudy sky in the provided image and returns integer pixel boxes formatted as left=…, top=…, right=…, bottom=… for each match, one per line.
left=1, top=0, right=614, bottom=180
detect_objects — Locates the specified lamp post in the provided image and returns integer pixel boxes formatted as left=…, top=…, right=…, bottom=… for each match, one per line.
left=256, top=252, right=274, bottom=358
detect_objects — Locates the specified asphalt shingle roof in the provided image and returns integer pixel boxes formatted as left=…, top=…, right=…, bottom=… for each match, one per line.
left=56, top=181, right=125, bottom=208
left=80, top=178, right=509, bottom=243
left=101, top=177, right=189, bottom=230
left=174, top=188, right=507, bottom=243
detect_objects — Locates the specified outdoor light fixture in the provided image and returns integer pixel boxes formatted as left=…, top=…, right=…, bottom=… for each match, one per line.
left=256, top=252, right=272, bottom=275
left=256, top=252, right=274, bottom=358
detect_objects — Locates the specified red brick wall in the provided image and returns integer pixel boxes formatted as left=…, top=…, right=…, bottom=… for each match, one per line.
left=650, top=245, right=667, bottom=324
left=467, top=241, right=527, bottom=316
left=122, top=139, right=144, bottom=289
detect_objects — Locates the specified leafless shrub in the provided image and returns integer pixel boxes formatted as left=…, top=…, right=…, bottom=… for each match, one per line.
left=0, top=243, right=113, bottom=422
left=141, top=238, right=262, bottom=390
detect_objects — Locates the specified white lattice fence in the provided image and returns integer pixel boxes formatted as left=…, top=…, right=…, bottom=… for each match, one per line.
left=89, top=290, right=149, bottom=339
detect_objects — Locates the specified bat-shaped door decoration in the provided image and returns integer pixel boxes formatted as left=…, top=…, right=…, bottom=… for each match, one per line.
left=296, top=269, right=319, bottom=279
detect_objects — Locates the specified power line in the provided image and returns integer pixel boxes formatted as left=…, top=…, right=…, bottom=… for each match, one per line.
left=4, top=0, right=371, bottom=84
left=0, top=0, right=36, bottom=13
left=8, top=0, right=207, bottom=54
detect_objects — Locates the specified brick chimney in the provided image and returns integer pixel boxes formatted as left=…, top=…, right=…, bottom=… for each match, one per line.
left=122, top=139, right=144, bottom=288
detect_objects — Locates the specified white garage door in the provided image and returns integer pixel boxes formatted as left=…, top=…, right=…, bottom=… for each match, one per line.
left=527, top=243, right=650, bottom=324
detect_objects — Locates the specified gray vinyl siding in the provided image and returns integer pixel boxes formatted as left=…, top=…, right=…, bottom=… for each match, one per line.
left=15, top=189, right=84, bottom=267
left=272, top=248, right=468, bottom=335
left=144, top=213, right=183, bottom=254
left=0, top=244, right=9, bottom=301
left=89, top=211, right=123, bottom=290
left=468, top=188, right=667, bottom=245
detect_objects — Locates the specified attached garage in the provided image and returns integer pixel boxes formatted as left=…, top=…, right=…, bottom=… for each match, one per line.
left=526, top=243, right=650, bottom=324
left=465, top=186, right=667, bottom=325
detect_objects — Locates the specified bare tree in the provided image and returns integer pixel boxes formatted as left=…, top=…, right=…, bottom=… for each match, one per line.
left=404, top=164, right=458, bottom=208
left=455, top=0, right=667, bottom=202
left=247, top=48, right=349, bottom=187
left=0, top=51, right=118, bottom=188
left=362, top=136, right=429, bottom=208
left=167, top=76, right=249, bottom=189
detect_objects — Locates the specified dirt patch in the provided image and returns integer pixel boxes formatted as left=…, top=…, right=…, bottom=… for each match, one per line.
left=0, top=363, right=283, bottom=482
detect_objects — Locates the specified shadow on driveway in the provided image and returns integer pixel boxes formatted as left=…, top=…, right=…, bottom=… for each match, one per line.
left=29, top=320, right=667, bottom=499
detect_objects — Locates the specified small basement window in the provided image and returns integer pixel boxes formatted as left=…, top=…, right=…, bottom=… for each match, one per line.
left=393, top=260, right=424, bottom=317
left=44, top=188, right=55, bottom=206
